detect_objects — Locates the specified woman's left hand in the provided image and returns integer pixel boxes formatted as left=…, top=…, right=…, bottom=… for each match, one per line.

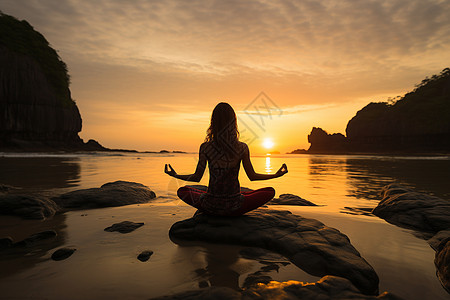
left=164, top=164, right=177, bottom=177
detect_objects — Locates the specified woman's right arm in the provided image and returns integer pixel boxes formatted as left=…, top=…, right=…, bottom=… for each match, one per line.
left=242, top=144, right=288, bottom=181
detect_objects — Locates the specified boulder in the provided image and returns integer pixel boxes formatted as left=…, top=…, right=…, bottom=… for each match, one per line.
left=150, top=276, right=402, bottom=300
left=435, top=240, right=450, bottom=293
left=104, top=221, right=144, bottom=234
left=269, top=194, right=317, bottom=206
left=54, top=181, right=156, bottom=209
left=372, top=184, right=450, bottom=233
left=428, top=230, right=450, bottom=251
left=0, top=194, right=58, bottom=219
left=51, top=247, right=76, bottom=261
left=170, top=209, right=379, bottom=295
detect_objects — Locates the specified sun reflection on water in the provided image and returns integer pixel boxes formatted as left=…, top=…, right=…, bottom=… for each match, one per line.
left=265, top=155, right=272, bottom=173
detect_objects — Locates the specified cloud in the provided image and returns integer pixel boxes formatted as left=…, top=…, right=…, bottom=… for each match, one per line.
left=3, top=0, right=449, bottom=75
left=2, top=0, right=449, bottom=150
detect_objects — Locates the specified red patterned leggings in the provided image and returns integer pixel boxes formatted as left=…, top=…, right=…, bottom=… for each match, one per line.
left=177, top=186, right=275, bottom=216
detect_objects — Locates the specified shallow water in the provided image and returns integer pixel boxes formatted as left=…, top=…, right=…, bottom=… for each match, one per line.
left=0, top=152, right=449, bottom=299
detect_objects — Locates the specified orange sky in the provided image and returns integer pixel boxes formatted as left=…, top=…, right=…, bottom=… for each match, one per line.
left=2, top=1, right=450, bottom=153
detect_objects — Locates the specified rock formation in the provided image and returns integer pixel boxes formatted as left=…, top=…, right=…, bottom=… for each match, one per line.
left=0, top=13, right=84, bottom=149
left=170, top=209, right=380, bottom=295
left=54, top=181, right=156, bottom=209
left=372, top=184, right=450, bottom=233
left=372, top=184, right=450, bottom=294
left=0, top=181, right=157, bottom=219
left=0, top=12, right=107, bottom=151
left=307, top=127, right=348, bottom=153
left=296, top=68, right=450, bottom=154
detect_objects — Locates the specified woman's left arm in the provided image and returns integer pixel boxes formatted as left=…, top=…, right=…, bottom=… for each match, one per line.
left=164, top=144, right=207, bottom=182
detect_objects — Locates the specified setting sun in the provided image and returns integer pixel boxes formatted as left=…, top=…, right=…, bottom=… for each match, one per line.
left=262, top=138, right=274, bottom=149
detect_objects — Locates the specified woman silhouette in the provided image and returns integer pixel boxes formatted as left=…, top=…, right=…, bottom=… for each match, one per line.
left=165, top=102, right=288, bottom=216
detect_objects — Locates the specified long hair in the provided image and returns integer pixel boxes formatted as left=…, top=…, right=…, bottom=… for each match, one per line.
left=205, top=102, right=240, bottom=154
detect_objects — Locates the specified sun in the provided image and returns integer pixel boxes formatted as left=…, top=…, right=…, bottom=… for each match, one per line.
left=262, top=138, right=274, bottom=149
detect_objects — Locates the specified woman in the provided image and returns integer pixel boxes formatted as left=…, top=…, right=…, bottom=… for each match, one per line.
left=164, top=102, right=288, bottom=216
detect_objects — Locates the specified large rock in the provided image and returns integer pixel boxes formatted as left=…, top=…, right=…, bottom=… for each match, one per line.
left=151, top=276, right=401, bottom=300
left=307, top=127, right=348, bottom=153
left=0, top=193, right=58, bottom=219
left=372, top=184, right=450, bottom=233
left=0, top=13, right=83, bottom=150
left=435, top=240, right=450, bottom=292
left=170, top=209, right=379, bottom=295
left=54, top=181, right=156, bottom=209
left=345, top=68, right=450, bottom=153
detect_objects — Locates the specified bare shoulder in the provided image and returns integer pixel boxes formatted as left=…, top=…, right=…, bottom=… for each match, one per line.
left=200, top=141, right=210, bottom=149
left=238, top=141, right=249, bottom=154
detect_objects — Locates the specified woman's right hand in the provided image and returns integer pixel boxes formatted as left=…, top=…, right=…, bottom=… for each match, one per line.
left=276, top=163, right=288, bottom=177
left=164, top=164, right=177, bottom=177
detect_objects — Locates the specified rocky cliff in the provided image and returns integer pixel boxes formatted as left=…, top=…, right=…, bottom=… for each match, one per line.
left=303, top=68, right=450, bottom=154
left=346, top=68, right=450, bottom=152
left=0, top=12, right=83, bottom=150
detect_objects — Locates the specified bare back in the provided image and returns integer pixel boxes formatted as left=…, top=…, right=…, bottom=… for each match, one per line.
left=200, top=141, right=248, bottom=197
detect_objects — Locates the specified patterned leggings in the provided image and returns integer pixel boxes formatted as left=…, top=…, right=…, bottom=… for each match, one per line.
left=177, top=186, right=275, bottom=216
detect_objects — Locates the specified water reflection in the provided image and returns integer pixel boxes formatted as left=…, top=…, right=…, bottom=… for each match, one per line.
left=0, top=157, right=81, bottom=192
left=169, top=238, right=247, bottom=290
left=0, top=214, right=68, bottom=279
left=345, top=157, right=450, bottom=201
left=265, top=156, right=272, bottom=174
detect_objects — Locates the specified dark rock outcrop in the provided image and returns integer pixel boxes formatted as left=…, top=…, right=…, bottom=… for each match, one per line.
left=372, top=184, right=450, bottom=233
left=0, top=13, right=84, bottom=150
left=269, top=194, right=317, bottom=206
left=0, top=193, right=59, bottom=219
left=170, top=209, right=379, bottom=295
left=137, top=250, right=154, bottom=262
left=151, top=276, right=401, bottom=300
left=373, top=184, right=450, bottom=293
left=51, top=247, right=76, bottom=261
left=104, top=221, right=144, bottom=234
left=435, top=240, right=450, bottom=292
left=346, top=68, right=450, bottom=153
left=307, top=127, right=348, bottom=153
left=294, top=68, right=450, bottom=154
left=54, top=181, right=156, bottom=209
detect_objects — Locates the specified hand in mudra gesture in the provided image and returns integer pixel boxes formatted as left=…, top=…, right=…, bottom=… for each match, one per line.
left=164, top=164, right=177, bottom=177
left=276, top=163, right=288, bottom=177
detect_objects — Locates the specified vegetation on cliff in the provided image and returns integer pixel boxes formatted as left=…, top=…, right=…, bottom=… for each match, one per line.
left=299, top=68, right=450, bottom=154
left=0, top=12, right=72, bottom=106
left=0, top=12, right=85, bottom=149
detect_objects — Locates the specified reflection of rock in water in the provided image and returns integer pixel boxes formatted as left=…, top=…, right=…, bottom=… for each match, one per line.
left=344, top=158, right=450, bottom=202
left=0, top=213, right=67, bottom=278
left=0, top=157, right=81, bottom=191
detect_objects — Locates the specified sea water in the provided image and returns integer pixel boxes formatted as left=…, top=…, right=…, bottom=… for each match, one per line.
left=0, top=152, right=449, bottom=299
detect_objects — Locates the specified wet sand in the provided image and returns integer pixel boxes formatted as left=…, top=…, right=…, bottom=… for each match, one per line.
left=0, top=199, right=447, bottom=300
